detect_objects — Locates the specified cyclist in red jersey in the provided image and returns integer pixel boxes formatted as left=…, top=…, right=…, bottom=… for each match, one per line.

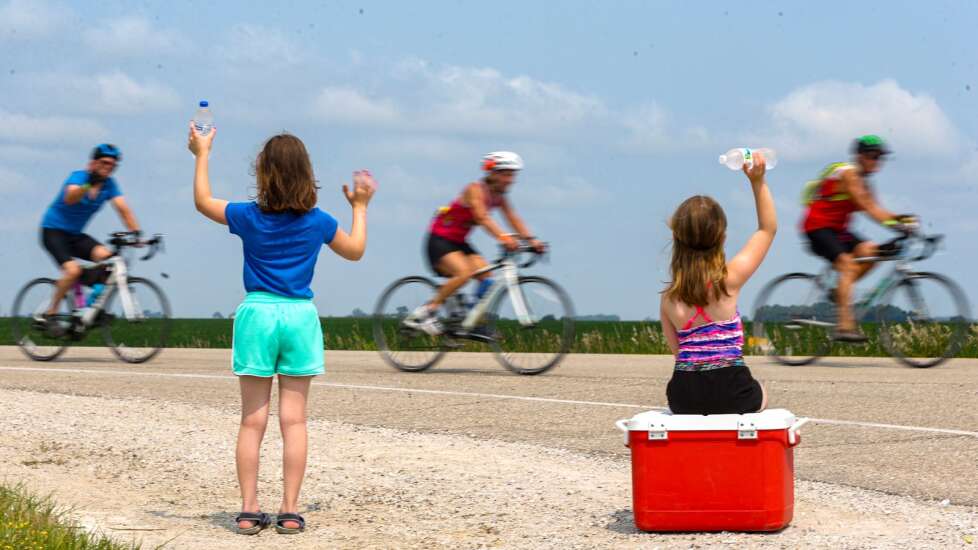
left=404, top=151, right=545, bottom=335
left=802, top=135, right=904, bottom=342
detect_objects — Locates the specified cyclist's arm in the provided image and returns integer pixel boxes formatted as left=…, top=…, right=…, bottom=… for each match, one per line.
left=468, top=184, right=509, bottom=241
left=660, top=299, right=679, bottom=356
left=841, top=170, right=897, bottom=224
left=499, top=199, right=534, bottom=239
left=63, top=184, right=92, bottom=205
left=110, top=196, right=141, bottom=233
left=193, top=153, right=229, bottom=225
left=726, top=167, right=777, bottom=290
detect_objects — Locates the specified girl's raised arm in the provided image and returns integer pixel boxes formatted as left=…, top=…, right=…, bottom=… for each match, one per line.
left=188, top=123, right=228, bottom=225
left=329, top=171, right=375, bottom=261
left=726, top=153, right=777, bottom=290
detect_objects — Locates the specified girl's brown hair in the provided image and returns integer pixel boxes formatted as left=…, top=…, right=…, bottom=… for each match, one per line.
left=663, top=195, right=730, bottom=306
left=253, top=134, right=319, bottom=214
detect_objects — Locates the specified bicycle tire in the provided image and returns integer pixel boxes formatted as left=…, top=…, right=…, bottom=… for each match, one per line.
left=751, top=273, right=833, bottom=366
left=101, top=277, right=172, bottom=363
left=487, top=276, right=575, bottom=375
left=878, top=271, right=971, bottom=368
left=10, top=277, right=71, bottom=361
left=372, top=276, right=447, bottom=372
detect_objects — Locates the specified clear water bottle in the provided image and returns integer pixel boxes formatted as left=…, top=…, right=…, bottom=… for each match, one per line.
left=718, top=148, right=778, bottom=170
left=193, top=100, right=213, bottom=136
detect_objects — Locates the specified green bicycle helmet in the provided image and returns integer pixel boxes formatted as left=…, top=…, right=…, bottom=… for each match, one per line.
left=852, top=135, right=891, bottom=156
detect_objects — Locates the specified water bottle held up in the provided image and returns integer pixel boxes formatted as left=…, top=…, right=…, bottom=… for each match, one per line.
left=719, top=148, right=777, bottom=170
left=193, top=100, right=213, bottom=136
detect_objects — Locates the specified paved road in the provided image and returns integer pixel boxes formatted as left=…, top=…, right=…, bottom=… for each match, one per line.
left=1, top=346, right=976, bottom=505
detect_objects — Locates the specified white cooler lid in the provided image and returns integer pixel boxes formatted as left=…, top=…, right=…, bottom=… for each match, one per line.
left=623, top=408, right=797, bottom=432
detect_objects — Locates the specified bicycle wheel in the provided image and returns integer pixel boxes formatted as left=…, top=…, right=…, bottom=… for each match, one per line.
left=751, top=273, right=834, bottom=366
left=372, top=276, right=446, bottom=372
left=101, top=277, right=172, bottom=363
left=10, top=278, right=71, bottom=361
left=878, top=272, right=971, bottom=368
left=487, top=276, right=575, bottom=375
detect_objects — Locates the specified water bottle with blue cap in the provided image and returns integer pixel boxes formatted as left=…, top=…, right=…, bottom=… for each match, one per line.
left=193, top=100, right=213, bottom=136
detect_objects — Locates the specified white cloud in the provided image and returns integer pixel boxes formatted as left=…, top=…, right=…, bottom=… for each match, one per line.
left=310, top=59, right=607, bottom=138
left=82, top=16, right=184, bottom=56
left=0, top=109, right=108, bottom=144
left=219, top=24, right=305, bottom=66
left=312, top=87, right=399, bottom=125
left=90, top=72, right=181, bottom=113
left=18, top=71, right=180, bottom=114
left=753, top=79, right=960, bottom=160
left=0, top=0, right=68, bottom=40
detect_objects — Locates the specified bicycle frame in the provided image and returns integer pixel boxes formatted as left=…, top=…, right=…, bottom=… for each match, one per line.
left=459, top=257, right=532, bottom=330
left=811, top=236, right=934, bottom=325
left=76, top=254, right=144, bottom=326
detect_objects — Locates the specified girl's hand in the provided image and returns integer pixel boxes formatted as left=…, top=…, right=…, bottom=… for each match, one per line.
left=343, top=170, right=376, bottom=208
left=187, top=122, right=216, bottom=157
left=743, top=150, right=767, bottom=184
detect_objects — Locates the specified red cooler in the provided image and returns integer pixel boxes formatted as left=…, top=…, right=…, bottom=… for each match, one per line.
left=616, top=409, right=808, bottom=532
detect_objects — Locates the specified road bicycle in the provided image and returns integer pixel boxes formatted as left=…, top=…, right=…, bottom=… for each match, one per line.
left=11, top=232, right=171, bottom=363
left=372, top=240, right=575, bottom=375
left=751, top=226, right=971, bottom=368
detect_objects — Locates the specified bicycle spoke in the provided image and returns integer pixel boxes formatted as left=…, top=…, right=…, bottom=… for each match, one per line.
left=879, top=273, right=970, bottom=367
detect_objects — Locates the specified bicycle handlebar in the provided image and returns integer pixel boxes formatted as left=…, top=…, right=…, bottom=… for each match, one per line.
left=108, top=232, right=165, bottom=261
left=496, top=239, right=548, bottom=269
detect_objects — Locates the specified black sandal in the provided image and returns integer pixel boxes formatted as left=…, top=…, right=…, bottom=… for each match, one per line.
left=275, top=513, right=306, bottom=534
left=234, top=511, right=271, bottom=535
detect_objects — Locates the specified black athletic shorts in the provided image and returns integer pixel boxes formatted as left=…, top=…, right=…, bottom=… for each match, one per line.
left=41, top=228, right=101, bottom=266
left=426, top=233, right=478, bottom=276
left=666, top=366, right=764, bottom=415
left=805, top=228, right=866, bottom=263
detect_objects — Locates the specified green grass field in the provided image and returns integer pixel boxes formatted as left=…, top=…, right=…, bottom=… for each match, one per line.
left=2, top=317, right=976, bottom=357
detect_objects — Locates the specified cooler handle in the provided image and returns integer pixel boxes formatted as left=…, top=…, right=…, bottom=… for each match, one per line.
left=788, top=417, right=810, bottom=446
left=615, top=419, right=629, bottom=447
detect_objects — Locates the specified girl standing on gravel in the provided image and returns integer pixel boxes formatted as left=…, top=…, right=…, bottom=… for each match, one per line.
left=659, top=154, right=775, bottom=415
left=188, top=125, right=375, bottom=535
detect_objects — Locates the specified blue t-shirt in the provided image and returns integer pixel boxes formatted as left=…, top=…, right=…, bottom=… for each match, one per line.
left=225, top=202, right=339, bottom=299
left=41, top=171, right=122, bottom=234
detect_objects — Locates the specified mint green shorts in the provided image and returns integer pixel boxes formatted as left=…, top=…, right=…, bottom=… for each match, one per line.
left=232, top=292, right=324, bottom=377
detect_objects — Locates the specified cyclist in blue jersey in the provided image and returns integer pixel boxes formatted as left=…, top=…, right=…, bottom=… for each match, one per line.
left=38, top=144, right=142, bottom=321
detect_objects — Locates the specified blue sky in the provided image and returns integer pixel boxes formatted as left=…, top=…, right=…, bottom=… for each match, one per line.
left=1, top=0, right=975, bottom=319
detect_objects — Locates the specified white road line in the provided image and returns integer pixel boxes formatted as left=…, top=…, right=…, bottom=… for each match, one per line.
left=2, top=365, right=977, bottom=439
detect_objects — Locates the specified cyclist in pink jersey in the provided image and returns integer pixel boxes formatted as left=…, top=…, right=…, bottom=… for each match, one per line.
left=404, top=151, right=545, bottom=335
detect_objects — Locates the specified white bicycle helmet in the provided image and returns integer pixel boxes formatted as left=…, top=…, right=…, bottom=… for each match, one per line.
left=482, top=151, right=523, bottom=172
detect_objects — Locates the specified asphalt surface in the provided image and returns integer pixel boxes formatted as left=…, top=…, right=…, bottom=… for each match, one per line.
left=1, top=346, right=976, bottom=505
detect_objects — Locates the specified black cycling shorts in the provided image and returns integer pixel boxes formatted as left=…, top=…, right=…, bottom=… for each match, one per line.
left=666, top=366, right=764, bottom=415
left=41, top=228, right=102, bottom=266
left=426, top=233, right=479, bottom=276
left=806, top=228, right=866, bottom=263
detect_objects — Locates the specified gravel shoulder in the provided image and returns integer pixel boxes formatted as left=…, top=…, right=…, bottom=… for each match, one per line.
left=2, top=387, right=975, bottom=549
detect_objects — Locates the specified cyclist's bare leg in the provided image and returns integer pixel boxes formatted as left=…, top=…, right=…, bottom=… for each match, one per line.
left=430, top=252, right=487, bottom=308
left=46, top=245, right=113, bottom=315
left=851, top=241, right=878, bottom=280
left=834, top=252, right=859, bottom=331
left=47, top=261, right=82, bottom=315
left=236, top=375, right=273, bottom=529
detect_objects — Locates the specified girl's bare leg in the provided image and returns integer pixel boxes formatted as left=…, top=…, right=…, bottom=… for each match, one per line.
left=278, top=374, right=313, bottom=529
left=236, top=375, right=274, bottom=529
